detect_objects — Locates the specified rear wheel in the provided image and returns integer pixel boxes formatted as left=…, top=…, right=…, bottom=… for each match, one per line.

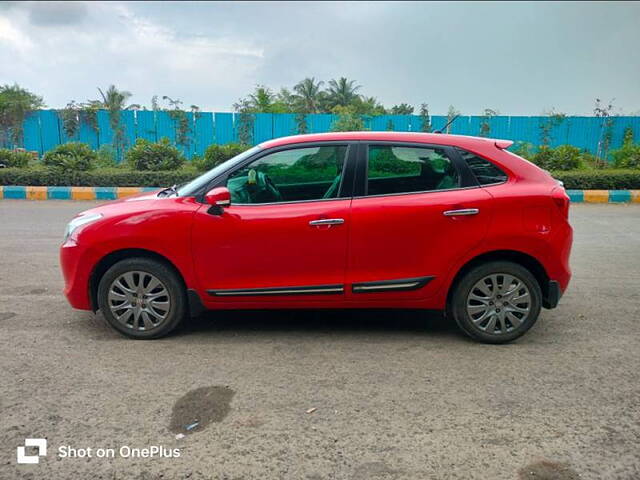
left=97, top=257, right=186, bottom=339
left=450, top=261, right=542, bottom=344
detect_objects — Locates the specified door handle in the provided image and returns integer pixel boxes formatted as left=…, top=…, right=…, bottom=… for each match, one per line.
left=443, top=208, right=480, bottom=217
left=309, top=218, right=345, bottom=226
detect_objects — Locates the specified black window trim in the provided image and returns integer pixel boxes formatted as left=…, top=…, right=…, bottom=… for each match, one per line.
left=195, top=141, right=358, bottom=205
left=354, top=140, right=480, bottom=200
left=453, top=146, right=511, bottom=187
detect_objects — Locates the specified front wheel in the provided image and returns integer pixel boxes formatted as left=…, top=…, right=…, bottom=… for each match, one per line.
left=97, top=258, right=186, bottom=339
left=450, top=261, right=542, bottom=344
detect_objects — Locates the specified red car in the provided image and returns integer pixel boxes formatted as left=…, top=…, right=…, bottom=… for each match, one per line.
left=60, top=132, right=572, bottom=343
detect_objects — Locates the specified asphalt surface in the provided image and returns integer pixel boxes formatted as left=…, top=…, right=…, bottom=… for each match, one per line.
left=0, top=201, right=639, bottom=480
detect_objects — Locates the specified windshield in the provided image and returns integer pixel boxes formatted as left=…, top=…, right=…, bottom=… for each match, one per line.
left=177, top=145, right=262, bottom=197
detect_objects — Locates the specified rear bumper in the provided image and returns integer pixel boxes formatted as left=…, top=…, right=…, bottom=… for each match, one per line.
left=542, top=280, right=563, bottom=309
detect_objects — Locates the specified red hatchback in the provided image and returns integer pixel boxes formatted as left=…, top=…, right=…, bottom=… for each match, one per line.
left=60, top=132, right=572, bottom=343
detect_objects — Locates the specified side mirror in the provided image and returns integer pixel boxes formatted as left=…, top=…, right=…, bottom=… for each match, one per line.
left=205, top=187, right=231, bottom=215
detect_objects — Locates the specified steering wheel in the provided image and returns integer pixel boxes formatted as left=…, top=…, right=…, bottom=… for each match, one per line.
left=252, top=171, right=282, bottom=203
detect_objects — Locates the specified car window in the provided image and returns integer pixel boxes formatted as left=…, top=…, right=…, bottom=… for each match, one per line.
left=457, top=149, right=508, bottom=185
left=226, top=145, right=348, bottom=204
left=366, top=145, right=459, bottom=196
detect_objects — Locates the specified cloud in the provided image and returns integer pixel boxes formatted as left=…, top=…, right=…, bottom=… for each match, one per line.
left=28, top=1, right=88, bottom=26
left=0, top=1, right=639, bottom=114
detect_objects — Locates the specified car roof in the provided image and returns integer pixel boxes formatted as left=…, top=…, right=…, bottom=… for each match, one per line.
left=259, top=131, right=512, bottom=150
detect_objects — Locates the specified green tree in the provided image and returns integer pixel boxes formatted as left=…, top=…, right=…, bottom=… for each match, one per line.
left=293, top=77, right=324, bottom=113
left=326, top=77, right=361, bottom=108
left=330, top=105, right=366, bottom=131
left=446, top=105, right=460, bottom=134
left=234, top=85, right=290, bottom=114
left=479, top=108, right=498, bottom=137
left=594, top=98, right=615, bottom=161
left=0, top=83, right=45, bottom=147
left=539, top=108, right=566, bottom=146
left=419, top=103, right=431, bottom=132
left=97, top=85, right=135, bottom=156
left=390, top=103, right=414, bottom=115
left=351, top=96, right=386, bottom=116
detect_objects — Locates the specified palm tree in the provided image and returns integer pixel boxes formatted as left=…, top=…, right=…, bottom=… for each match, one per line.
left=248, top=85, right=276, bottom=112
left=326, top=77, right=361, bottom=108
left=97, top=85, right=135, bottom=111
left=293, top=77, right=324, bottom=113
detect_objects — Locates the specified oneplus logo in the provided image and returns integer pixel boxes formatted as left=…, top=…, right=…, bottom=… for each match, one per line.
left=17, top=438, right=47, bottom=464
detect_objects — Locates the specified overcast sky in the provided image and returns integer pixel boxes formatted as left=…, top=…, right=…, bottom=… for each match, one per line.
left=1, top=1, right=639, bottom=115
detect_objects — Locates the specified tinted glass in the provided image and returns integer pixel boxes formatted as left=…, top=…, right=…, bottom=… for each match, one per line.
left=458, top=149, right=508, bottom=185
left=227, top=145, right=348, bottom=204
left=366, top=145, right=459, bottom=196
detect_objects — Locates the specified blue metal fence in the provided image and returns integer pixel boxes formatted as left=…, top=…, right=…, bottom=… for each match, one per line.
left=4, top=110, right=640, bottom=160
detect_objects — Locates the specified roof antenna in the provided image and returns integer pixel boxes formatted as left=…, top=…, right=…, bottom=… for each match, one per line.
left=434, top=114, right=459, bottom=134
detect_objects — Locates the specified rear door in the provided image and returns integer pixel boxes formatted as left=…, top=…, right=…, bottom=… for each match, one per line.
left=347, top=142, right=493, bottom=302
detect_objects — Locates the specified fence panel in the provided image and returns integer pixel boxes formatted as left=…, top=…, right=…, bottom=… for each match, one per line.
left=78, top=115, right=99, bottom=150
left=214, top=113, right=234, bottom=145
left=121, top=110, right=136, bottom=152
left=307, top=114, right=335, bottom=133
left=136, top=110, right=157, bottom=142
left=40, top=110, right=61, bottom=153
left=11, top=111, right=640, bottom=158
left=194, top=112, right=214, bottom=156
left=253, top=113, right=274, bottom=144
left=273, top=113, right=297, bottom=137
left=22, top=112, right=42, bottom=154
left=96, top=110, right=113, bottom=147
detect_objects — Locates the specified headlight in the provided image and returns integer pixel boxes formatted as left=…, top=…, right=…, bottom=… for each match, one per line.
left=63, top=213, right=103, bottom=242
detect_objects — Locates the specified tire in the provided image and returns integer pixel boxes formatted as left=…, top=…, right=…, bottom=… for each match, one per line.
left=450, top=261, right=542, bottom=344
left=97, top=257, right=186, bottom=339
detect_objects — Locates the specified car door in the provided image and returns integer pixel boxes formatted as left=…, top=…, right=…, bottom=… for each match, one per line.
left=191, top=142, right=356, bottom=304
left=346, top=142, right=493, bottom=303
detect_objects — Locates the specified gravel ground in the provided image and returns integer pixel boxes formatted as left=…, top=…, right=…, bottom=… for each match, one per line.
left=0, top=201, right=639, bottom=480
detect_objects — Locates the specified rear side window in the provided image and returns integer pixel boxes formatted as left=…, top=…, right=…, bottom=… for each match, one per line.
left=366, top=145, right=459, bottom=196
left=457, top=149, right=508, bottom=185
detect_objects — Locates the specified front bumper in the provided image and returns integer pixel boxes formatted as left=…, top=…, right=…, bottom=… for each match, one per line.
left=60, top=240, right=96, bottom=311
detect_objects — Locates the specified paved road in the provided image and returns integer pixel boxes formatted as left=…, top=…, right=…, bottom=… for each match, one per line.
left=1, top=201, right=639, bottom=480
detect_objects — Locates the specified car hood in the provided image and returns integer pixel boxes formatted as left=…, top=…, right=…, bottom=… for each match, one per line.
left=74, top=189, right=167, bottom=219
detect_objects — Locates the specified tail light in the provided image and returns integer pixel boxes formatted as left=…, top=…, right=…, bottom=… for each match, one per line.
left=551, top=185, right=570, bottom=219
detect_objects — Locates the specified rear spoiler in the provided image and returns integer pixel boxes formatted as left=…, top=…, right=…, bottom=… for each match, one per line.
left=494, top=139, right=513, bottom=149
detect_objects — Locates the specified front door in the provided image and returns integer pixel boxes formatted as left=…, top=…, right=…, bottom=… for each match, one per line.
left=191, top=143, right=355, bottom=303
left=347, top=143, right=493, bottom=302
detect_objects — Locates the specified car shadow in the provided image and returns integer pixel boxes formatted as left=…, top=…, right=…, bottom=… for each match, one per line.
left=175, top=308, right=464, bottom=340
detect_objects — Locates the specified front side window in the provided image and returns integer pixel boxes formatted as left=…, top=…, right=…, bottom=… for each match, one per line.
left=457, top=149, right=508, bottom=185
left=226, top=145, right=348, bottom=204
left=366, top=145, right=459, bottom=196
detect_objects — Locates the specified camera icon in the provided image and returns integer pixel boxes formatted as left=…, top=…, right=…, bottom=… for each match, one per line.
left=17, top=438, right=47, bottom=464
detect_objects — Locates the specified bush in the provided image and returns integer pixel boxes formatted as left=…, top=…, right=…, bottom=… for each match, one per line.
left=95, top=145, right=118, bottom=168
left=125, top=137, right=185, bottom=171
left=510, top=141, right=535, bottom=160
left=195, top=143, right=249, bottom=171
left=611, top=143, right=640, bottom=169
left=550, top=169, right=640, bottom=190
left=2, top=166, right=640, bottom=190
left=0, top=148, right=32, bottom=168
left=42, top=142, right=97, bottom=172
left=531, top=145, right=582, bottom=171
left=0, top=166, right=199, bottom=187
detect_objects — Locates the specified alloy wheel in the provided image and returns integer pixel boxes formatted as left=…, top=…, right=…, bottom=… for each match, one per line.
left=107, top=271, right=171, bottom=331
left=466, top=273, right=532, bottom=335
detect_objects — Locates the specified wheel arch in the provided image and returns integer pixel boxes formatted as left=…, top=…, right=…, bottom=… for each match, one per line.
left=89, top=248, right=188, bottom=313
left=446, top=250, right=550, bottom=310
